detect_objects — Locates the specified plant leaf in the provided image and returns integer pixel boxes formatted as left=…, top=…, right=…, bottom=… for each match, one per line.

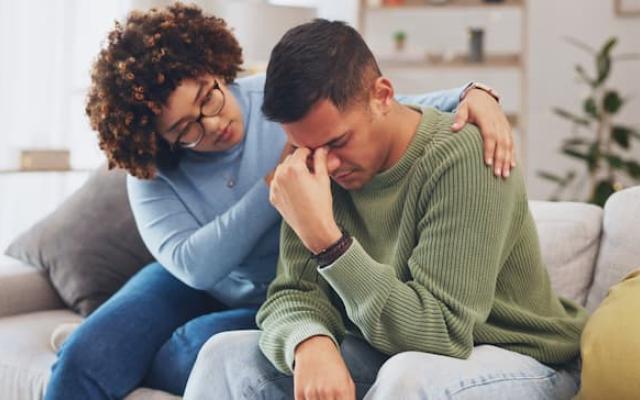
left=575, top=65, right=595, bottom=87
left=591, top=180, right=615, bottom=207
left=600, top=37, right=618, bottom=57
left=595, top=37, right=617, bottom=86
left=603, top=90, right=624, bottom=114
left=564, top=36, right=596, bottom=54
left=537, top=171, right=565, bottom=184
left=563, top=137, right=590, bottom=146
left=553, top=107, right=590, bottom=126
left=584, top=97, right=598, bottom=118
left=562, top=148, right=590, bottom=161
left=612, top=126, right=631, bottom=149
left=603, top=153, right=625, bottom=169
left=627, top=161, right=640, bottom=179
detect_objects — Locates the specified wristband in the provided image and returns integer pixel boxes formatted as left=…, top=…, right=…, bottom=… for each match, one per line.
left=313, top=231, right=353, bottom=268
left=460, top=82, right=501, bottom=103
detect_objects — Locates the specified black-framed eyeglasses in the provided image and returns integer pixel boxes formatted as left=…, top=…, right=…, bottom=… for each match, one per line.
left=170, top=80, right=226, bottom=151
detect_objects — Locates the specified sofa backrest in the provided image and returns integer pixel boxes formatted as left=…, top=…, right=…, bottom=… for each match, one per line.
left=585, top=186, right=640, bottom=312
left=529, top=200, right=603, bottom=307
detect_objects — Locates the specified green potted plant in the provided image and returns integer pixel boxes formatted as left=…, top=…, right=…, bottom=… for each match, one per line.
left=539, top=37, right=640, bottom=206
left=393, top=30, right=406, bottom=51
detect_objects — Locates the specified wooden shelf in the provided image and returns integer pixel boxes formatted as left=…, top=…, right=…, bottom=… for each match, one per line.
left=0, top=169, right=93, bottom=175
left=369, top=0, right=523, bottom=10
left=379, top=53, right=521, bottom=69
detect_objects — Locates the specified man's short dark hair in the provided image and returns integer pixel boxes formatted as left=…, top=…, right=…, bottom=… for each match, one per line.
left=262, top=19, right=381, bottom=123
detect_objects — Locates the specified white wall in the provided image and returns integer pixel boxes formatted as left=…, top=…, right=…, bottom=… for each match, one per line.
left=526, top=0, right=640, bottom=199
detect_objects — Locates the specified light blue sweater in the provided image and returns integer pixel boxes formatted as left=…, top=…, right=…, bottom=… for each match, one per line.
left=127, top=74, right=465, bottom=308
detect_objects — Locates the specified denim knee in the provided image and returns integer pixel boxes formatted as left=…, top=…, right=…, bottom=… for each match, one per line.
left=185, top=330, right=292, bottom=400
left=367, top=347, right=578, bottom=400
left=45, top=332, right=112, bottom=400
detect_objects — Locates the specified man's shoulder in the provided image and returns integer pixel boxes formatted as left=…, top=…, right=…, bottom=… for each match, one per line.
left=417, top=108, right=484, bottom=167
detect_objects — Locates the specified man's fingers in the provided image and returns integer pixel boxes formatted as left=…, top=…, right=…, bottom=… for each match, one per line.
left=313, top=147, right=329, bottom=177
left=451, top=103, right=469, bottom=131
left=291, top=147, right=311, bottom=163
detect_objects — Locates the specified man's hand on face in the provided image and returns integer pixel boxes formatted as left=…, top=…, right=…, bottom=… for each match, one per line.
left=269, top=146, right=342, bottom=254
left=265, top=142, right=297, bottom=187
left=294, top=336, right=356, bottom=400
left=451, top=88, right=515, bottom=178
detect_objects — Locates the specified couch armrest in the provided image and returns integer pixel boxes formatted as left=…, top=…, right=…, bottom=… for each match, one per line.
left=0, top=255, right=65, bottom=318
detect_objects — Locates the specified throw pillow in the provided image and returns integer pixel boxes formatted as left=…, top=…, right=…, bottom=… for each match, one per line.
left=5, top=164, right=154, bottom=316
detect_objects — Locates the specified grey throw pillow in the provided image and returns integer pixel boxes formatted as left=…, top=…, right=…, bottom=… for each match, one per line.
left=5, top=164, right=154, bottom=316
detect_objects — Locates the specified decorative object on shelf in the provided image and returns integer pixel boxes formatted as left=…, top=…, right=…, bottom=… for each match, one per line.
left=20, top=149, right=70, bottom=171
left=468, top=27, right=485, bottom=63
left=427, top=0, right=450, bottom=4
left=393, top=30, right=407, bottom=51
left=383, top=0, right=405, bottom=6
left=483, top=0, right=505, bottom=3
left=538, top=37, right=640, bottom=206
left=615, top=0, right=640, bottom=17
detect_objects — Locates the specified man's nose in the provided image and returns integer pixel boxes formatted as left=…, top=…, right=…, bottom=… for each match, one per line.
left=327, top=151, right=341, bottom=174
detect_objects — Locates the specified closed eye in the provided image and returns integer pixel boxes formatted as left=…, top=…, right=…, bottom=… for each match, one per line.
left=329, top=132, right=350, bottom=149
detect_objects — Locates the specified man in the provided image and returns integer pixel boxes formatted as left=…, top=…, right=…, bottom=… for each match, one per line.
left=184, top=19, right=587, bottom=400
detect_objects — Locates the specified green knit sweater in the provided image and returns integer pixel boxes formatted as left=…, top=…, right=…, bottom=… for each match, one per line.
left=257, top=107, right=588, bottom=374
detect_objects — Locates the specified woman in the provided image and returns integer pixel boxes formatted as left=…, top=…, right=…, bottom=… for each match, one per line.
left=44, top=3, right=515, bottom=399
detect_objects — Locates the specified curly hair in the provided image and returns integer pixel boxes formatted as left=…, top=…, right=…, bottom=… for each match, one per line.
left=86, top=3, right=243, bottom=179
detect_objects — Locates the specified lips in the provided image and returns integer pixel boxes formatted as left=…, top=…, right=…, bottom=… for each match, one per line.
left=333, top=170, right=352, bottom=180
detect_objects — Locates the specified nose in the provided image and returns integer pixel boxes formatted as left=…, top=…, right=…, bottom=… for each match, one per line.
left=327, top=151, right=341, bottom=174
left=200, top=115, right=223, bottom=136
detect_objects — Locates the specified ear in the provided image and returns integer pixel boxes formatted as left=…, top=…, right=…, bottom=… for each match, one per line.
left=370, top=76, right=394, bottom=116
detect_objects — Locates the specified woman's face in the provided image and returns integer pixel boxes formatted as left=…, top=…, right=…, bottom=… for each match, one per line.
left=157, top=74, right=244, bottom=153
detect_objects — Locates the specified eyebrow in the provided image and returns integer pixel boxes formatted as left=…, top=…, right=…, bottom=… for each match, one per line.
left=166, top=80, right=206, bottom=134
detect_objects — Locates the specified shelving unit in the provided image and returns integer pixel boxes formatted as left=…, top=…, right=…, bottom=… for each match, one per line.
left=358, top=0, right=528, bottom=170
left=366, top=0, right=523, bottom=11
left=378, top=53, right=521, bottom=69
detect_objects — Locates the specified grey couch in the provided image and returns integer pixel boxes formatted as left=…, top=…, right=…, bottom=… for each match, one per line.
left=1, top=186, right=639, bottom=400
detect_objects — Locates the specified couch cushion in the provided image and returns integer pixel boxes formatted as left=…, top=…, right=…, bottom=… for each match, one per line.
left=529, top=200, right=602, bottom=306
left=586, top=186, right=640, bottom=312
left=0, top=256, right=64, bottom=318
left=0, top=311, right=177, bottom=400
left=0, top=310, right=82, bottom=400
left=5, top=165, right=154, bottom=316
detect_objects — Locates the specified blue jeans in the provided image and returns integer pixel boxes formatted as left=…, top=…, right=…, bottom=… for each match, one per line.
left=44, top=262, right=258, bottom=400
left=184, top=330, right=581, bottom=400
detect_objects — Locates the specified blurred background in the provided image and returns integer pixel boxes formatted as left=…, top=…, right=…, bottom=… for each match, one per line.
left=0, top=0, right=639, bottom=250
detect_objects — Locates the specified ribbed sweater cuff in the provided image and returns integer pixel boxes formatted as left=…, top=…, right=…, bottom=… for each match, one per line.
left=284, top=324, right=339, bottom=374
left=318, top=238, right=394, bottom=310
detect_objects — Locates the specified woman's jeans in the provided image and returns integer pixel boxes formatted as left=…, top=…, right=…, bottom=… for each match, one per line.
left=44, top=262, right=258, bottom=400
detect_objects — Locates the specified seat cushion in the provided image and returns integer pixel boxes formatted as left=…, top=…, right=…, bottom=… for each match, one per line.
left=0, top=310, right=178, bottom=400
left=529, top=200, right=603, bottom=306
left=586, top=186, right=640, bottom=312
left=0, top=310, right=82, bottom=400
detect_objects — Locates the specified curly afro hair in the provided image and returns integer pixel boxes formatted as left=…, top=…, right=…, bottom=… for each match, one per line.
left=86, top=2, right=243, bottom=179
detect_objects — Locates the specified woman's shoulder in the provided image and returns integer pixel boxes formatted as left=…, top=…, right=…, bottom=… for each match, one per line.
left=234, top=73, right=266, bottom=95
